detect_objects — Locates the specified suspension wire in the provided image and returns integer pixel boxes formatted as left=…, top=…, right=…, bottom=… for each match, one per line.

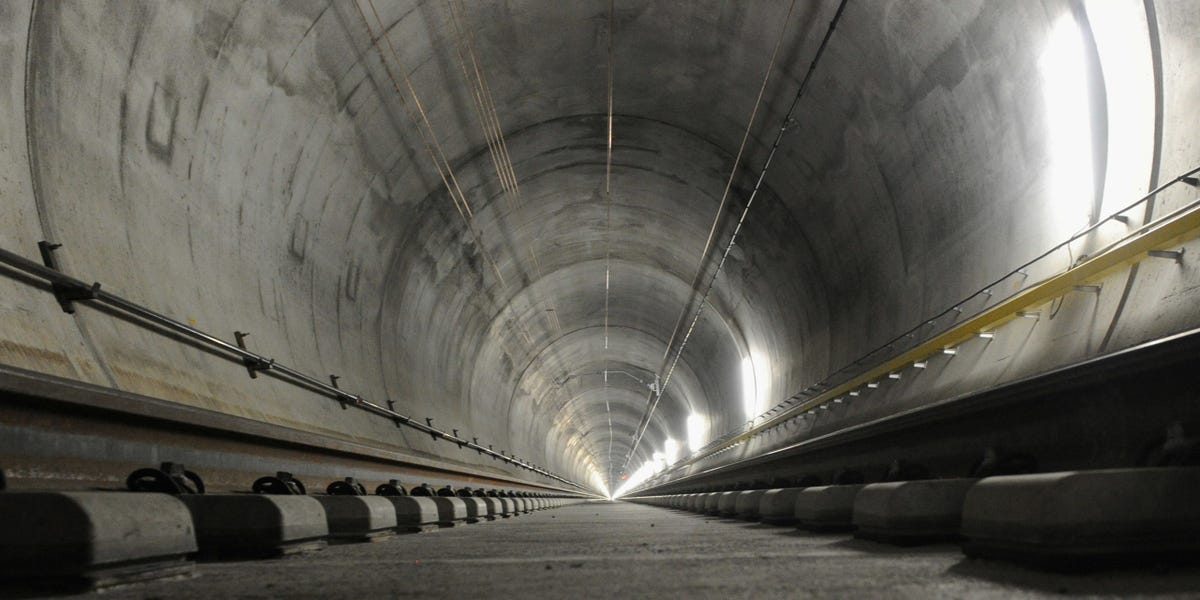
left=442, top=1, right=584, bottom=480
left=356, top=1, right=603, bottom=483
left=621, top=0, right=849, bottom=473
left=353, top=0, right=542, bottom=350
left=447, top=1, right=513, bottom=204
left=444, top=0, right=561, bottom=336
left=655, top=0, right=799, bottom=370
left=604, top=0, right=615, bottom=352
left=604, top=0, right=616, bottom=484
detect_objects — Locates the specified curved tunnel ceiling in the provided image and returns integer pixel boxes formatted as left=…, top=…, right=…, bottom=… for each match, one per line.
left=8, top=0, right=1194, bottom=494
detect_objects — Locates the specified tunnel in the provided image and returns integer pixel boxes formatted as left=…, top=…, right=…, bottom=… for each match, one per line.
left=1, top=0, right=1199, bottom=596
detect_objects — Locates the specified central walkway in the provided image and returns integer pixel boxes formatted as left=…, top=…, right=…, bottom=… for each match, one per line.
left=94, top=501, right=1199, bottom=598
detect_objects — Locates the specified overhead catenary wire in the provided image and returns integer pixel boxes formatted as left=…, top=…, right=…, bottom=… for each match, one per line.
left=355, top=0, right=601, bottom=485
left=621, top=0, right=849, bottom=474
left=444, top=0, right=562, bottom=337
left=603, top=0, right=616, bottom=484
left=353, top=0, right=543, bottom=351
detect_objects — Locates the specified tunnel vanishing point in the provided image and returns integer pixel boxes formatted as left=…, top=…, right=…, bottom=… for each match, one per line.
left=0, top=0, right=1199, bottom=596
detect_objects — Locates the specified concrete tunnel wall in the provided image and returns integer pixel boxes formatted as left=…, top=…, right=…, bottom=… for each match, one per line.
left=0, top=0, right=1197, bottom=494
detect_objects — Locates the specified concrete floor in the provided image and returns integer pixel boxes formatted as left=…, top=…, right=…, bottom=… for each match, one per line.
left=68, top=501, right=1200, bottom=599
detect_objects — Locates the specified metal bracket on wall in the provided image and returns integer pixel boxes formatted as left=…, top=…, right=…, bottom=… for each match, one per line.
left=1147, top=248, right=1185, bottom=264
left=233, top=331, right=273, bottom=378
left=329, top=375, right=349, bottom=409
left=0, top=244, right=584, bottom=490
left=37, top=242, right=100, bottom=314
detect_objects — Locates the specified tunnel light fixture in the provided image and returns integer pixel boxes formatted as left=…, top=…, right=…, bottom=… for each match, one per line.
left=976, top=331, right=995, bottom=340
left=943, top=347, right=958, bottom=355
left=686, top=414, right=706, bottom=453
left=849, top=390, right=861, bottom=397
left=832, top=397, right=843, bottom=404
left=913, top=361, right=928, bottom=369
left=1017, top=310, right=1041, bottom=319
left=741, top=357, right=758, bottom=419
left=888, top=372, right=902, bottom=380
left=867, top=381, right=880, bottom=389
left=663, top=438, right=680, bottom=466
left=1040, top=11, right=1095, bottom=235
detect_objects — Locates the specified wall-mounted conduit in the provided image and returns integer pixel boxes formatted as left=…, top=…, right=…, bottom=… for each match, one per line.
left=634, top=165, right=1200, bottom=492
left=0, top=243, right=583, bottom=490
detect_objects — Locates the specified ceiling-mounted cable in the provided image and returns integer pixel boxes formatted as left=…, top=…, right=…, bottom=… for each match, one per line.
left=357, top=0, right=604, bottom=483
left=621, top=0, right=850, bottom=473
left=445, top=0, right=562, bottom=337
left=656, top=0, right=799, bottom=368
left=604, top=0, right=614, bottom=351
left=603, top=0, right=617, bottom=485
left=447, top=1, right=514, bottom=204
left=354, top=0, right=548, bottom=350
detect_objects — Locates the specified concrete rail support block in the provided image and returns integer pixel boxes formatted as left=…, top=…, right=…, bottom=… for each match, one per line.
left=961, top=467, right=1200, bottom=569
left=477, top=496, right=500, bottom=520
left=713, top=491, right=736, bottom=515
left=314, top=496, right=398, bottom=542
left=718, top=491, right=741, bottom=517
left=181, top=494, right=327, bottom=557
left=759, top=488, right=805, bottom=525
left=458, top=498, right=483, bottom=523
left=431, top=497, right=469, bottom=527
left=385, top=496, right=440, bottom=532
left=703, top=492, right=722, bottom=514
left=735, top=490, right=768, bottom=520
left=853, top=478, right=978, bottom=545
left=0, top=492, right=196, bottom=590
left=497, top=497, right=515, bottom=517
left=795, top=485, right=866, bottom=531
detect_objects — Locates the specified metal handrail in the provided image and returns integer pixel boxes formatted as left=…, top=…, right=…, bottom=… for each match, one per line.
left=0, top=245, right=583, bottom=489
left=648, top=165, right=1200, bottom=486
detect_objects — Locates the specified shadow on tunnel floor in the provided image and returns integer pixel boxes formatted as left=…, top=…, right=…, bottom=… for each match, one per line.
left=827, top=536, right=960, bottom=555
left=946, top=557, right=1200, bottom=595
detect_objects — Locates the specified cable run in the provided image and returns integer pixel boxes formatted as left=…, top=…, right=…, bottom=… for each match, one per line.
left=603, top=0, right=615, bottom=352
left=603, top=0, right=616, bottom=485
left=655, top=0, right=799, bottom=370
left=621, top=0, right=850, bottom=473
left=354, top=0, right=543, bottom=350
left=444, top=0, right=561, bottom=337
